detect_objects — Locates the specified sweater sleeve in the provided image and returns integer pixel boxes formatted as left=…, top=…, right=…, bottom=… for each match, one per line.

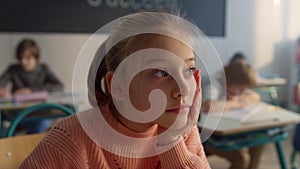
left=157, top=125, right=211, bottom=169
left=0, top=66, right=12, bottom=87
left=20, top=127, right=88, bottom=169
left=41, top=64, right=64, bottom=92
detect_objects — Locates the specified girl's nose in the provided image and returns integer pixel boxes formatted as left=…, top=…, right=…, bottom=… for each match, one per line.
left=172, top=76, right=190, bottom=99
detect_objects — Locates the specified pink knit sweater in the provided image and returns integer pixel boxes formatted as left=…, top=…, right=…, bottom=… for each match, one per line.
left=20, top=107, right=211, bottom=169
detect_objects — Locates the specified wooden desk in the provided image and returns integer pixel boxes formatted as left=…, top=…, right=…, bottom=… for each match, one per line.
left=199, top=103, right=300, bottom=135
left=198, top=103, right=300, bottom=169
left=0, top=132, right=47, bottom=169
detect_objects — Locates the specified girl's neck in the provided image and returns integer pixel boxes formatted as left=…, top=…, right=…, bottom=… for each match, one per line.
left=116, top=113, right=154, bottom=133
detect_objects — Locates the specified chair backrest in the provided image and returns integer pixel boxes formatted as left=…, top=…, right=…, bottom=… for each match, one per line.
left=291, top=124, right=300, bottom=169
left=0, top=133, right=46, bottom=169
left=6, top=103, right=75, bottom=137
left=294, top=124, right=300, bottom=151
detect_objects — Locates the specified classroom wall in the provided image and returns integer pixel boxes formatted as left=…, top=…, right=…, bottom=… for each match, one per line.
left=214, top=0, right=300, bottom=108
left=0, top=34, right=14, bottom=74
left=0, top=0, right=299, bottom=107
left=210, top=0, right=255, bottom=65
left=0, top=33, right=96, bottom=92
left=252, top=0, right=300, bottom=107
left=0, top=0, right=253, bottom=91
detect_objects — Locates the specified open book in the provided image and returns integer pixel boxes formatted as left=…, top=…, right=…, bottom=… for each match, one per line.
left=207, top=102, right=280, bottom=123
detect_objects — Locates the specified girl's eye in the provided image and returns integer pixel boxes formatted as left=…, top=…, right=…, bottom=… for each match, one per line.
left=185, top=67, right=196, bottom=76
left=153, top=69, right=169, bottom=77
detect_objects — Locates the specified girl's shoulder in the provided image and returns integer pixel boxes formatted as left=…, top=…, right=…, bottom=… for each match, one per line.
left=52, top=114, right=82, bottom=133
left=51, top=108, right=99, bottom=139
left=43, top=109, right=99, bottom=149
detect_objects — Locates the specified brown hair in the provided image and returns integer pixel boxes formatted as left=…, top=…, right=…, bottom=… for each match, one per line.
left=16, top=39, right=40, bottom=60
left=95, top=33, right=162, bottom=110
left=88, top=12, right=201, bottom=110
left=229, top=52, right=247, bottom=64
left=224, top=62, right=256, bottom=88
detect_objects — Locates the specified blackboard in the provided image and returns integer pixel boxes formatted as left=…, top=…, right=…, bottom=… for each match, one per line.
left=0, top=0, right=225, bottom=36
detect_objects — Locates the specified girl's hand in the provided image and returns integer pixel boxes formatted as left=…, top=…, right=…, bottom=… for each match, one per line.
left=157, top=70, right=201, bottom=145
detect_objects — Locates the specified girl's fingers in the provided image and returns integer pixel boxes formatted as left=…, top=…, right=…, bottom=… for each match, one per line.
left=193, top=70, right=200, bottom=88
left=167, top=70, right=202, bottom=135
left=167, top=89, right=200, bottom=135
left=189, top=89, right=201, bottom=125
left=198, top=75, right=202, bottom=92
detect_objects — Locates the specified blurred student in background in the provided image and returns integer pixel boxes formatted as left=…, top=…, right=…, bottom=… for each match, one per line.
left=202, top=56, right=263, bottom=169
left=229, top=52, right=248, bottom=65
left=229, top=52, right=262, bottom=81
left=202, top=61, right=260, bottom=113
left=0, top=38, right=64, bottom=134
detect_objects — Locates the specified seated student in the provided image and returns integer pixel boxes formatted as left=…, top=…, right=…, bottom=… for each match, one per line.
left=202, top=61, right=260, bottom=112
left=0, top=38, right=64, bottom=134
left=229, top=52, right=263, bottom=80
left=20, top=12, right=211, bottom=168
left=202, top=61, right=263, bottom=169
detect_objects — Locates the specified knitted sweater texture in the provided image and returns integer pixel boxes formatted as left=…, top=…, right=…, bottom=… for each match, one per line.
left=20, top=106, right=211, bottom=169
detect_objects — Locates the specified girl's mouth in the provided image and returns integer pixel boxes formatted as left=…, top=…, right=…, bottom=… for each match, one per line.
left=166, top=105, right=190, bottom=114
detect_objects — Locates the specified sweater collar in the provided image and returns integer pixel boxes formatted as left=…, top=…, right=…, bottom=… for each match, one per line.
left=100, top=105, right=158, bottom=138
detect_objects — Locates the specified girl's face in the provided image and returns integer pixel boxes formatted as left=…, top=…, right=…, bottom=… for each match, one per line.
left=20, top=48, right=38, bottom=72
left=128, top=36, right=198, bottom=129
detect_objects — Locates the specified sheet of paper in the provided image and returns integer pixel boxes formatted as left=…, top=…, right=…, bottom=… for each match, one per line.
left=208, top=102, right=279, bottom=123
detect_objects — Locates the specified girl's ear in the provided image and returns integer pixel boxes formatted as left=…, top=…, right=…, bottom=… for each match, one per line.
left=105, top=71, right=124, bottom=100
left=105, top=71, right=113, bottom=94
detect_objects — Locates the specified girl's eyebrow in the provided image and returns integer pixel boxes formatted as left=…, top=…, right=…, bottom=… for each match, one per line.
left=144, top=57, right=195, bottom=66
left=144, top=58, right=168, bottom=65
left=185, top=58, right=195, bottom=62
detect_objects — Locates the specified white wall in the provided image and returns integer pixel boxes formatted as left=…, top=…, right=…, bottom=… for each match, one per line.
left=285, top=0, right=300, bottom=40
left=0, top=34, right=15, bottom=73
left=210, top=0, right=255, bottom=65
left=252, top=0, right=300, bottom=108
left=0, top=0, right=299, bottom=108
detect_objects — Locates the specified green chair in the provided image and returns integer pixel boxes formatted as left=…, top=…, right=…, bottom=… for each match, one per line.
left=5, top=103, right=75, bottom=137
left=204, top=127, right=289, bottom=169
left=291, top=124, right=300, bottom=169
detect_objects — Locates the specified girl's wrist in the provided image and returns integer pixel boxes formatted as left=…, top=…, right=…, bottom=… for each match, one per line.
left=157, top=135, right=181, bottom=146
left=155, top=135, right=183, bottom=155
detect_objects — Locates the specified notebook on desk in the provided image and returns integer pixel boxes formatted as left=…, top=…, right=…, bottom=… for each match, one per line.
left=13, top=91, right=49, bottom=103
left=207, top=102, right=281, bottom=123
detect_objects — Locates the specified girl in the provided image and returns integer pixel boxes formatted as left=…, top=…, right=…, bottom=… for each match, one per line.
left=21, top=12, right=211, bottom=168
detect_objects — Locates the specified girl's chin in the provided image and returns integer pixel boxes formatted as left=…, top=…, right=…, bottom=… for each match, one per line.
left=158, top=117, right=188, bottom=130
